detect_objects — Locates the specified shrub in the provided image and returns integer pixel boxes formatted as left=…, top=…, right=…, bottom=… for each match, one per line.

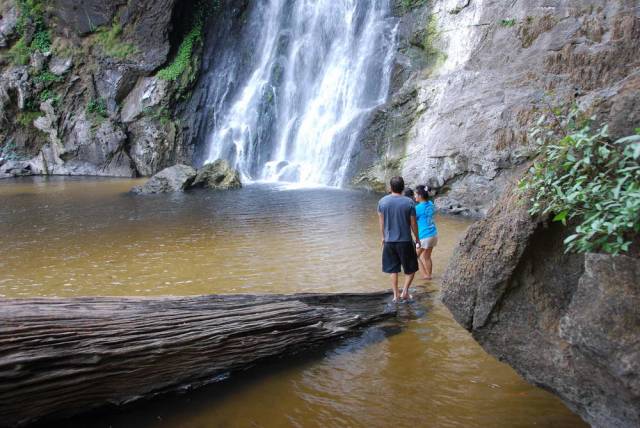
left=519, top=111, right=640, bottom=255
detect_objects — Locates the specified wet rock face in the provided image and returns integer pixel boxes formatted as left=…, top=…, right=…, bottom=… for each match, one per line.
left=130, top=164, right=196, bottom=194
left=192, top=159, right=242, bottom=190
left=354, top=0, right=640, bottom=216
left=441, top=188, right=640, bottom=428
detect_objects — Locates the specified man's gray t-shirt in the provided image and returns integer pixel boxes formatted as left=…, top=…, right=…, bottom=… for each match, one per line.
left=377, top=195, right=416, bottom=242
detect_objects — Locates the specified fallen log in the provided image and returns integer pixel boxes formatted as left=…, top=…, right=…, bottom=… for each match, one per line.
left=0, top=292, right=394, bottom=427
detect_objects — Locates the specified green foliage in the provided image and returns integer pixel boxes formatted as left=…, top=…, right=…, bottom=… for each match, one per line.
left=34, top=70, right=63, bottom=85
left=30, top=29, right=51, bottom=52
left=157, top=23, right=203, bottom=81
left=9, top=0, right=51, bottom=65
left=96, top=23, right=138, bottom=59
left=87, top=97, right=108, bottom=118
left=156, top=0, right=221, bottom=83
left=500, top=18, right=517, bottom=27
left=519, top=111, right=640, bottom=255
left=39, top=89, right=60, bottom=106
left=8, top=37, right=30, bottom=65
left=16, top=110, right=43, bottom=128
left=143, top=106, right=172, bottom=125
left=402, top=0, right=428, bottom=12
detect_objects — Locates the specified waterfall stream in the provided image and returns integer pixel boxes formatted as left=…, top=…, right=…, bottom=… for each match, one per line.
left=201, top=0, right=397, bottom=187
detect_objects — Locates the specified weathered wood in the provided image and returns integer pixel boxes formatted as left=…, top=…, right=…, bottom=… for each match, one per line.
left=0, top=292, right=394, bottom=426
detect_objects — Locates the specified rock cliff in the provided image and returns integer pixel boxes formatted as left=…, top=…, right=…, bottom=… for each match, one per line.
left=441, top=188, right=640, bottom=427
left=0, top=0, right=218, bottom=178
left=2, top=0, right=637, bottom=217
left=353, top=0, right=640, bottom=215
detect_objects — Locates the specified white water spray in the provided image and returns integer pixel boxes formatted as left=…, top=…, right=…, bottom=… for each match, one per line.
left=204, top=0, right=397, bottom=187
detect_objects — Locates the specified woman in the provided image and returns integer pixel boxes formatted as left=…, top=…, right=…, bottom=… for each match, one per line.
left=414, top=185, right=437, bottom=280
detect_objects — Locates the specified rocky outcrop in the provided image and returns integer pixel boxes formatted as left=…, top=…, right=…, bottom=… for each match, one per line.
left=130, top=164, right=196, bottom=194
left=441, top=188, right=640, bottom=428
left=192, top=159, right=242, bottom=190
left=353, top=0, right=640, bottom=216
left=0, top=0, right=208, bottom=179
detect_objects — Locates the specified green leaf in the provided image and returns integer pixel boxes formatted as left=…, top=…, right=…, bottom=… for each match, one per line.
left=553, top=210, right=569, bottom=224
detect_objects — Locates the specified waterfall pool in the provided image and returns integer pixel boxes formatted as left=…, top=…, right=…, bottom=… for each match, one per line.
left=0, top=177, right=586, bottom=427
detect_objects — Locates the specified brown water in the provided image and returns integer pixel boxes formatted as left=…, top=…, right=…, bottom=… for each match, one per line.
left=0, top=177, right=586, bottom=427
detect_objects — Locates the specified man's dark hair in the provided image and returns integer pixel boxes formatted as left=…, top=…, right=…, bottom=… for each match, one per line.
left=415, top=185, right=430, bottom=201
left=390, top=176, right=405, bottom=193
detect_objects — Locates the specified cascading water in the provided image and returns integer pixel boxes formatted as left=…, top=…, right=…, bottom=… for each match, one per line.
left=201, top=0, right=397, bottom=187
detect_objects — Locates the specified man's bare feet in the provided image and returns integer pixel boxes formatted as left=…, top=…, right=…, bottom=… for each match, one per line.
left=400, top=290, right=413, bottom=301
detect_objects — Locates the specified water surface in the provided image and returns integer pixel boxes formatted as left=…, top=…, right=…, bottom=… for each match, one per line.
left=0, top=177, right=586, bottom=427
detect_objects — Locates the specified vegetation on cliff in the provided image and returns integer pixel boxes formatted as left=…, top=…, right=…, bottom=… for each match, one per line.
left=520, top=111, right=640, bottom=255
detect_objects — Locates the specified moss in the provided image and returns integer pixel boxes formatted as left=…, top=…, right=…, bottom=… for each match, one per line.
left=16, top=110, right=43, bottom=128
left=143, top=106, right=172, bottom=126
left=401, top=0, right=428, bottom=13
left=421, top=13, right=447, bottom=70
left=500, top=18, right=517, bottom=27
left=86, top=98, right=108, bottom=128
left=95, top=23, right=138, bottom=59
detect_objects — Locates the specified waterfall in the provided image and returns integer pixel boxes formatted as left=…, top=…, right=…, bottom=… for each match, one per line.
left=201, top=0, right=397, bottom=187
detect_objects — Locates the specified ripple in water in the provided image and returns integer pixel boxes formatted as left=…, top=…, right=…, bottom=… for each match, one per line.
left=0, top=177, right=586, bottom=427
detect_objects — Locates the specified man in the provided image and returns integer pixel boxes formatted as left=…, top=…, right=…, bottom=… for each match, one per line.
left=377, top=176, right=420, bottom=302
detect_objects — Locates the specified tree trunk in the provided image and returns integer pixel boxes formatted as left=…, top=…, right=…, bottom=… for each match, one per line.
left=0, top=292, right=394, bottom=427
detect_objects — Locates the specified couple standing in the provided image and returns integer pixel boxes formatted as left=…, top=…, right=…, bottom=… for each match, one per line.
left=377, top=176, right=438, bottom=302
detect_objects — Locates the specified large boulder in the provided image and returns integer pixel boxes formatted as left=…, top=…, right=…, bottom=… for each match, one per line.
left=441, top=188, right=640, bottom=428
left=191, top=160, right=242, bottom=190
left=131, top=164, right=196, bottom=194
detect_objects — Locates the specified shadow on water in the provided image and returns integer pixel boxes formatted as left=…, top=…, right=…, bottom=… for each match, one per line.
left=41, top=297, right=434, bottom=428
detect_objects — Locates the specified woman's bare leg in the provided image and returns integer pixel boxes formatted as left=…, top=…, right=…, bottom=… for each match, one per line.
left=416, top=247, right=429, bottom=279
left=421, top=248, right=433, bottom=280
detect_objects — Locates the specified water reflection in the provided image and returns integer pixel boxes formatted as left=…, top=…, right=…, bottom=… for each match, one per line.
left=0, top=177, right=586, bottom=427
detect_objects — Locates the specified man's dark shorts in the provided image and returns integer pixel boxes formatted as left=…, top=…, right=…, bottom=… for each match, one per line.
left=382, top=241, right=418, bottom=274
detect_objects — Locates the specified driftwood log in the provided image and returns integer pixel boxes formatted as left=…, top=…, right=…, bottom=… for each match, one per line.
left=0, top=292, right=394, bottom=426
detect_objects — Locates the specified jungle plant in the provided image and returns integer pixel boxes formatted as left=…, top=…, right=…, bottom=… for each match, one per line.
left=519, top=110, right=640, bottom=255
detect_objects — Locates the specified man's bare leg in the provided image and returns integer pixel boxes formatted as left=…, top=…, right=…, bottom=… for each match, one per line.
left=390, top=273, right=399, bottom=302
left=400, top=272, right=415, bottom=300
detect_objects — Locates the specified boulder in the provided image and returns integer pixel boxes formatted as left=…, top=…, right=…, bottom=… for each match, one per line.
left=127, top=116, right=178, bottom=176
left=192, top=159, right=242, bottom=190
left=131, top=164, right=196, bottom=194
left=120, top=77, right=168, bottom=123
left=441, top=187, right=640, bottom=428
left=48, top=56, right=73, bottom=76
left=0, top=5, right=18, bottom=48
